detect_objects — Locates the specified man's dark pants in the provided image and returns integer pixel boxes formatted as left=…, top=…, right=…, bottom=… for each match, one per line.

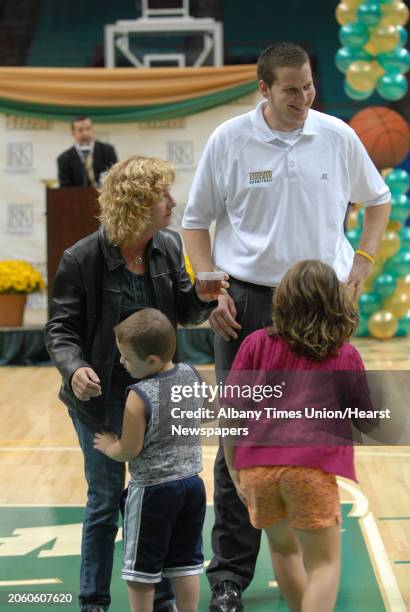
left=206, top=279, right=274, bottom=591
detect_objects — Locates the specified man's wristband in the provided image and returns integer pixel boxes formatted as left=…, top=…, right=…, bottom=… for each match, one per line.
left=356, top=249, right=375, bottom=264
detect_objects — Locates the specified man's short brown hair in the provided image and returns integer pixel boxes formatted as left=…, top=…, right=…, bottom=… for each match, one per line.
left=257, top=42, right=310, bottom=88
left=114, top=308, right=176, bottom=362
left=71, top=115, right=92, bottom=129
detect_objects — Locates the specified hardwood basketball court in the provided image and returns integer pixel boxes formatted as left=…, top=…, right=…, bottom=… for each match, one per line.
left=0, top=336, right=409, bottom=610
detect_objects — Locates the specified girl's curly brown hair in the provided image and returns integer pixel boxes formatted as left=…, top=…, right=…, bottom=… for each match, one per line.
left=98, top=155, right=175, bottom=245
left=268, top=260, right=359, bottom=361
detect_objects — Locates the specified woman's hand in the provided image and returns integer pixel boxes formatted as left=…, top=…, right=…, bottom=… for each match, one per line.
left=93, top=431, right=118, bottom=454
left=208, top=294, right=242, bottom=341
left=71, top=367, right=102, bottom=401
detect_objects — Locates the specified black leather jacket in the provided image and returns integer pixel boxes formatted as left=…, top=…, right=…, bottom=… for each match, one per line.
left=45, top=226, right=212, bottom=425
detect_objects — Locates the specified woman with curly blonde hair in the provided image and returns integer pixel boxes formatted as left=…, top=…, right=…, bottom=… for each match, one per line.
left=223, top=260, right=374, bottom=612
left=46, top=155, right=225, bottom=612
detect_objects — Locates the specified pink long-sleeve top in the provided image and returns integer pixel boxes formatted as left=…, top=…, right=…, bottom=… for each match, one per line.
left=224, top=330, right=374, bottom=482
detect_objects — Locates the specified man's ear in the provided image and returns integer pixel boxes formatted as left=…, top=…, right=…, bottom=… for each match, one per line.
left=259, top=79, right=270, bottom=99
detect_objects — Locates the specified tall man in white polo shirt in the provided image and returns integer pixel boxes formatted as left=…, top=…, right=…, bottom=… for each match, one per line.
left=182, top=42, right=391, bottom=612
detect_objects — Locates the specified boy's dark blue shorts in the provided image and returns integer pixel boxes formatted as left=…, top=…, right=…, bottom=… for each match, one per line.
left=121, top=475, right=206, bottom=583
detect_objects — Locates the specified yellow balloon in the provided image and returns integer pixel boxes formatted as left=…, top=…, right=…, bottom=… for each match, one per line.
left=368, top=310, right=398, bottom=339
left=363, top=41, right=378, bottom=56
left=380, top=1, right=409, bottom=27
left=387, top=219, right=402, bottom=232
left=383, top=292, right=410, bottom=318
left=347, top=209, right=359, bottom=230
left=362, top=262, right=383, bottom=292
left=336, top=2, right=357, bottom=25
left=346, top=61, right=378, bottom=92
left=369, top=24, right=400, bottom=54
left=396, top=275, right=410, bottom=297
left=377, top=231, right=401, bottom=262
left=371, top=60, right=385, bottom=79
left=343, top=0, right=362, bottom=6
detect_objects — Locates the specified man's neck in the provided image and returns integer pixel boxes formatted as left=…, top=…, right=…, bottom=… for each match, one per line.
left=262, top=104, right=303, bottom=133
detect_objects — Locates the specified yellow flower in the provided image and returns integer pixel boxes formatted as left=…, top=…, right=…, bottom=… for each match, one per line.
left=0, top=260, right=45, bottom=294
left=184, top=254, right=195, bottom=283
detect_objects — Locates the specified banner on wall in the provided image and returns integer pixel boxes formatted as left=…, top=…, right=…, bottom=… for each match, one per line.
left=0, top=91, right=259, bottom=311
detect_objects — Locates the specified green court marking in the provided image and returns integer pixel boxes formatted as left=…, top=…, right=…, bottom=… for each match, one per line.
left=394, top=561, right=410, bottom=565
left=0, top=505, right=386, bottom=611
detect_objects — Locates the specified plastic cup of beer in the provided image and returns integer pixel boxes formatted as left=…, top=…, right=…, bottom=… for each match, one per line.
left=197, top=271, right=225, bottom=297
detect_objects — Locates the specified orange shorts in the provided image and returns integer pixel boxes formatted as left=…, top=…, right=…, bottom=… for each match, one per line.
left=239, top=466, right=341, bottom=530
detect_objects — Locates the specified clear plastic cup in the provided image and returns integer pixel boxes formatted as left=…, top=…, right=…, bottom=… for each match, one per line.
left=196, top=271, right=225, bottom=297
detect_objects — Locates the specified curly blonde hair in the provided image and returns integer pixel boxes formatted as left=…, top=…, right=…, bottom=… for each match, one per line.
left=98, top=155, right=175, bottom=245
left=269, top=260, right=359, bottom=361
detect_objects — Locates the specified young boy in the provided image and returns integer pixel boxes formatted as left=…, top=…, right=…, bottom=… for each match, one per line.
left=93, top=308, right=206, bottom=612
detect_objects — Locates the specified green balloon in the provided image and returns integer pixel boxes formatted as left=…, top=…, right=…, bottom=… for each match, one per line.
left=376, top=73, right=408, bottom=101
left=357, top=2, right=382, bottom=25
left=392, top=193, right=409, bottom=206
left=346, top=228, right=361, bottom=249
left=359, top=292, right=382, bottom=317
left=373, top=273, right=397, bottom=299
left=391, top=193, right=410, bottom=224
left=336, top=47, right=372, bottom=73
left=385, top=251, right=410, bottom=276
left=344, top=80, right=374, bottom=100
left=385, top=169, right=410, bottom=194
left=399, top=226, right=410, bottom=249
left=339, top=23, right=369, bottom=49
left=397, top=26, right=408, bottom=47
left=355, top=316, right=370, bottom=337
left=357, top=207, right=365, bottom=227
left=398, top=312, right=410, bottom=334
left=378, top=47, right=410, bottom=74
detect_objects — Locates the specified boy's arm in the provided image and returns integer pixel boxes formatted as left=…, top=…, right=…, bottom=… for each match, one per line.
left=93, top=390, right=146, bottom=461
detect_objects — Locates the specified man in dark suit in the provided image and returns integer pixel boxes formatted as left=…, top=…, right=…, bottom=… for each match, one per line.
left=57, top=115, right=118, bottom=187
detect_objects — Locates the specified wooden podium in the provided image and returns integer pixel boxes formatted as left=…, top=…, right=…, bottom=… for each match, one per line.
left=46, top=187, right=100, bottom=298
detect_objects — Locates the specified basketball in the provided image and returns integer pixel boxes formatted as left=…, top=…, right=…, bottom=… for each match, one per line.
left=349, top=106, right=410, bottom=170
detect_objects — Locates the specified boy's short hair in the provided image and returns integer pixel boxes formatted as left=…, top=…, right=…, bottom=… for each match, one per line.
left=114, top=308, right=176, bottom=362
left=257, top=42, right=310, bottom=87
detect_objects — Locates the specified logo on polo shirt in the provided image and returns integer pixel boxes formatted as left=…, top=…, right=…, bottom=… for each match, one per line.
left=248, top=170, right=273, bottom=185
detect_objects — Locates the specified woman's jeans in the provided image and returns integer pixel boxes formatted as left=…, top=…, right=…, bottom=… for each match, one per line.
left=70, top=385, right=174, bottom=611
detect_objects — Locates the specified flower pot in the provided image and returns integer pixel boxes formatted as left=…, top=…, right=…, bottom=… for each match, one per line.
left=0, top=294, right=27, bottom=327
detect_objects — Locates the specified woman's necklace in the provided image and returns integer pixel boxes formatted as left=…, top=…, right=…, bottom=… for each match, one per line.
left=132, top=254, right=144, bottom=265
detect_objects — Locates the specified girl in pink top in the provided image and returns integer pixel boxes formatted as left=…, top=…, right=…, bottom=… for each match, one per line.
left=223, top=260, right=372, bottom=612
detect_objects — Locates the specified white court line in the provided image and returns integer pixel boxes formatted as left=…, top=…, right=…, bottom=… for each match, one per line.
left=362, top=513, right=406, bottom=612
left=337, top=480, right=369, bottom=517
left=337, top=480, right=406, bottom=612
left=0, top=578, right=62, bottom=586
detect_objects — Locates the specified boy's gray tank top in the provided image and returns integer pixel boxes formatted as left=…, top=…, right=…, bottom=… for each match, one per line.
left=128, top=362, right=203, bottom=486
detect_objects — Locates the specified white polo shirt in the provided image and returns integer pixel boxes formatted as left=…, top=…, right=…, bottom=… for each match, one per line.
left=182, top=102, right=391, bottom=285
